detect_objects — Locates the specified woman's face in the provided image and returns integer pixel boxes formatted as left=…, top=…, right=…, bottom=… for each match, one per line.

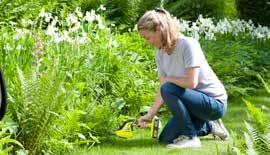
left=139, top=29, right=163, bottom=49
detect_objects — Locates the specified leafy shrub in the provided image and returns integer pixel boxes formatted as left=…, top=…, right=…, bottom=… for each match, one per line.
left=236, top=0, right=270, bottom=26
left=223, top=0, right=237, bottom=19
left=79, top=0, right=141, bottom=30
left=137, top=0, right=162, bottom=17
left=200, top=36, right=270, bottom=98
left=0, top=0, right=79, bottom=23
left=163, top=0, right=225, bottom=21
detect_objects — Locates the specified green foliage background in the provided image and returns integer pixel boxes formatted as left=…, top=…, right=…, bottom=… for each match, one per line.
left=236, top=0, right=270, bottom=26
left=0, top=0, right=269, bottom=154
left=0, top=0, right=241, bottom=29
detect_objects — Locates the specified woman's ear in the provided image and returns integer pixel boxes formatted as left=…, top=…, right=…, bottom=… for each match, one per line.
left=155, top=25, right=161, bottom=32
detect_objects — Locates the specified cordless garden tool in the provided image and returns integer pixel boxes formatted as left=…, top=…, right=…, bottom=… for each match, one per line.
left=0, top=68, right=7, bottom=120
left=115, top=116, right=161, bottom=139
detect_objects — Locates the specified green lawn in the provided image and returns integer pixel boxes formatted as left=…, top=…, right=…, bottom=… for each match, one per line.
left=70, top=95, right=270, bottom=155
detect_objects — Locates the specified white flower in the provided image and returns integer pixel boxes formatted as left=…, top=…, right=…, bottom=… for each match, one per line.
left=62, top=30, right=71, bottom=42
left=45, top=24, right=58, bottom=36
left=177, top=16, right=270, bottom=40
left=4, top=44, right=12, bottom=51
left=85, top=53, right=93, bottom=65
left=108, top=37, right=118, bottom=48
left=53, top=34, right=63, bottom=43
left=75, top=7, right=83, bottom=18
left=51, top=17, right=58, bottom=26
left=75, top=34, right=88, bottom=44
left=95, top=14, right=102, bottom=23
left=66, top=13, right=78, bottom=26
left=98, top=23, right=106, bottom=29
left=45, top=13, right=52, bottom=23
left=96, top=14, right=105, bottom=29
left=251, top=25, right=269, bottom=39
left=38, top=8, right=46, bottom=18
left=198, top=15, right=214, bottom=29
left=12, top=34, right=19, bottom=40
left=85, top=12, right=94, bottom=23
left=190, top=30, right=200, bottom=40
left=99, top=5, right=106, bottom=11
left=112, top=40, right=118, bottom=48
left=133, top=24, right=138, bottom=31
left=216, top=18, right=232, bottom=34
left=179, top=20, right=190, bottom=33
left=78, top=133, right=86, bottom=140
left=16, top=45, right=24, bottom=50
left=14, top=28, right=29, bottom=39
left=190, top=22, right=200, bottom=33
left=9, top=21, right=17, bottom=26
left=21, top=19, right=34, bottom=27
left=85, top=10, right=96, bottom=23
left=95, top=34, right=99, bottom=40
left=205, top=31, right=216, bottom=40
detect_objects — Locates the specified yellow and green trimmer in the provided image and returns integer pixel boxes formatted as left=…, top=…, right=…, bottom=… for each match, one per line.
left=115, top=116, right=161, bottom=139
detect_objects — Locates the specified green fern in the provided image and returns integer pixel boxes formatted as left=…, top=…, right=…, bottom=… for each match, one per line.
left=57, top=110, right=87, bottom=139
left=257, top=74, right=270, bottom=94
left=46, top=110, right=99, bottom=154
left=245, top=121, right=270, bottom=154
left=226, top=130, right=246, bottom=155
left=266, top=124, right=270, bottom=150
left=243, top=100, right=270, bottom=154
left=227, top=100, right=270, bottom=154
left=16, top=66, right=65, bottom=154
left=244, top=131, right=257, bottom=155
left=243, top=99, right=267, bottom=132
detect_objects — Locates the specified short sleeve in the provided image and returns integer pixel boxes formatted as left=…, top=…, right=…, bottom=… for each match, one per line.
left=183, top=39, right=204, bottom=68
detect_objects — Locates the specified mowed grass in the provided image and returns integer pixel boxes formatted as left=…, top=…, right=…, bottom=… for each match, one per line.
left=71, top=95, right=270, bottom=155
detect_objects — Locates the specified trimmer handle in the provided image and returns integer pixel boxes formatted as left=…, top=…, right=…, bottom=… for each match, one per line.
left=118, top=118, right=137, bottom=131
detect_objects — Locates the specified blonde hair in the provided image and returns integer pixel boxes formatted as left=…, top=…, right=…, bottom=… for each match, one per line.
left=137, top=9, right=180, bottom=52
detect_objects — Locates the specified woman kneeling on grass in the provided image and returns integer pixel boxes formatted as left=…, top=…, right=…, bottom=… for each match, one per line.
left=137, top=8, right=229, bottom=149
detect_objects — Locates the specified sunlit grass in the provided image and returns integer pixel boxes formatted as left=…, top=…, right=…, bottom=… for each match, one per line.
left=70, top=96, right=270, bottom=155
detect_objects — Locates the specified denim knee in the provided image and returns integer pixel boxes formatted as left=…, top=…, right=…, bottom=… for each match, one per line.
left=209, top=102, right=226, bottom=120
left=160, top=82, right=185, bottom=103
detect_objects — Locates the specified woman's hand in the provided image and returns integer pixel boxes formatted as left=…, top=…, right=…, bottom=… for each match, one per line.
left=137, top=114, right=152, bottom=128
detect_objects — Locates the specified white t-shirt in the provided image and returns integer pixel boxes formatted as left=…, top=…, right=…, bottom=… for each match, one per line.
left=156, top=36, right=227, bottom=103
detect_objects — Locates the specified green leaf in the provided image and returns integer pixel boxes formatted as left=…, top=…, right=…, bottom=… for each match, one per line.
left=257, top=74, right=270, bottom=94
left=111, top=98, right=125, bottom=110
left=75, top=82, right=86, bottom=92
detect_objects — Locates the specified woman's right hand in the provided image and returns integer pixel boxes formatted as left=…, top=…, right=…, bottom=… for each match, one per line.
left=137, top=114, right=152, bottom=128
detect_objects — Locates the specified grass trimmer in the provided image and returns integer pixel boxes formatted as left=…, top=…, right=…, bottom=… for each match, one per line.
left=115, top=116, right=161, bottom=139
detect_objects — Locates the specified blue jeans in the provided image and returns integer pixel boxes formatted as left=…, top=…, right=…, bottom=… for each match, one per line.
left=158, top=82, right=227, bottom=144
